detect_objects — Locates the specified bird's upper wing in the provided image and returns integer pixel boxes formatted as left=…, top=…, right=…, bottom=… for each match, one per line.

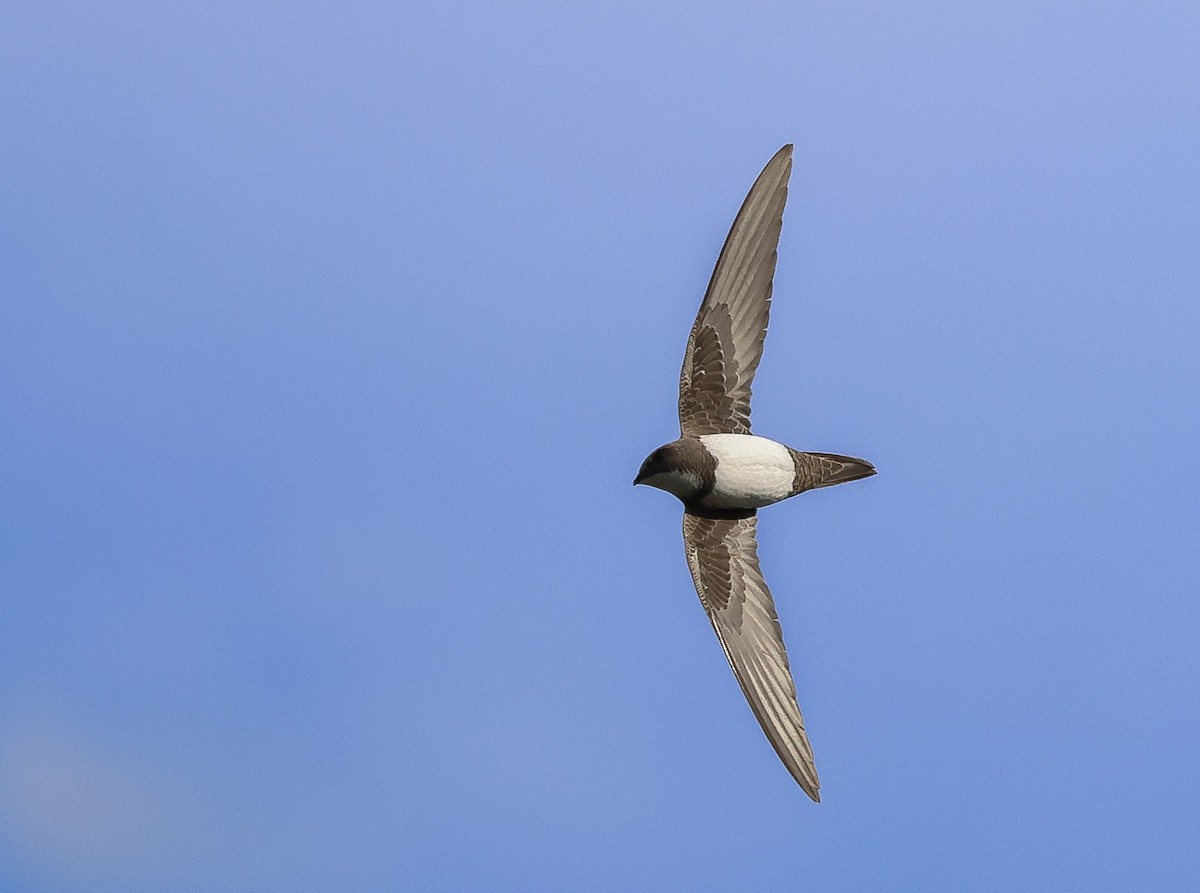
left=678, top=145, right=793, bottom=437
left=682, top=510, right=820, bottom=801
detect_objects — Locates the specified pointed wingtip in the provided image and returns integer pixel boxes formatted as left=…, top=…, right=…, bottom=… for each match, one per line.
left=772, top=144, right=794, bottom=170
left=753, top=144, right=793, bottom=189
left=795, top=771, right=821, bottom=803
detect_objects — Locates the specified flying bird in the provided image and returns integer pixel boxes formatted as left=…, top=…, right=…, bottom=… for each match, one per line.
left=633, top=145, right=875, bottom=802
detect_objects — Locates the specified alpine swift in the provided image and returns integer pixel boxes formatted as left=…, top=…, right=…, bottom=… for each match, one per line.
left=633, top=145, right=875, bottom=802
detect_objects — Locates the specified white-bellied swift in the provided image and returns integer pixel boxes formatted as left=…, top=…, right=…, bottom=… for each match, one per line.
left=634, top=145, right=875, bottom=802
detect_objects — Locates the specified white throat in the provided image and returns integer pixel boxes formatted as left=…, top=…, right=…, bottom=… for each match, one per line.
left=641, top=469, right=702, bottom=500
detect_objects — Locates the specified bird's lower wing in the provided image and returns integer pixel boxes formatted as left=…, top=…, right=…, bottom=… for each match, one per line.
left=682, top=511, right=820, bottom=801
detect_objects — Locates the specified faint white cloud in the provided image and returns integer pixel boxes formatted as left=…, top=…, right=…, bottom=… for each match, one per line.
left=0, top=701, right=372, bottom=893
left=0, top=705, right=196, bottom=890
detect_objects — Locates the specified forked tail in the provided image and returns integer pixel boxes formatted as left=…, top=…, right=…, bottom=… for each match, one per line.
left=790, top=451, right=876, bottom=493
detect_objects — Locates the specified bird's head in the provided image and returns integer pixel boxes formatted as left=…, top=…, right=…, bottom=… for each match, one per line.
left=633, top=440, right=705, bottom=501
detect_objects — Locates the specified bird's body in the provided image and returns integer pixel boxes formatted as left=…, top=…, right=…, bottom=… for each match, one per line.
left=637, top=433, right=875, bottom=512
left=696, top=434, right=797, bottom=509
left=633, top=145, right=875, bottom=802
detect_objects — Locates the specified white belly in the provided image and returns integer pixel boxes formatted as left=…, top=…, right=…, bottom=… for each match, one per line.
left=699, top=434, right=795, bottom=508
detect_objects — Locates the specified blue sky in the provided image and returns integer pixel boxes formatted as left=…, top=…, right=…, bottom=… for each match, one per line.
left=3, top=2, right=1198, bottom=890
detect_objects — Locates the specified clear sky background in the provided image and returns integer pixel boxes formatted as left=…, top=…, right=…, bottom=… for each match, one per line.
left=3, top=3, right=1198, bottom=891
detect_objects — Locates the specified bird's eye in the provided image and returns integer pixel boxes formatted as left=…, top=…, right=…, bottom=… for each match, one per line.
left=650, top=450, right=664, bottom=463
